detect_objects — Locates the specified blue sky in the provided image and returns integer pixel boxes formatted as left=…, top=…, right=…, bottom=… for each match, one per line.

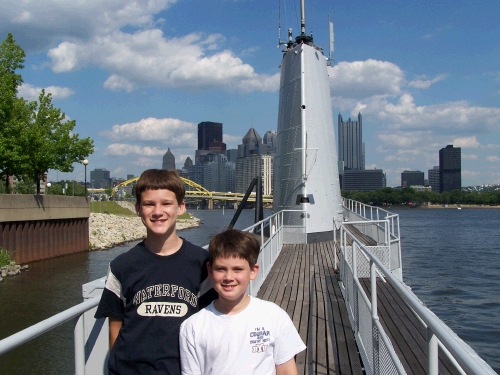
left=2, top=0, right=499, bottom=187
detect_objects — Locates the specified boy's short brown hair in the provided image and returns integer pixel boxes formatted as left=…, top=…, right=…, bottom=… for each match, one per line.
left=208, top=229, right=260, bottom=267
left=135, top=169, right=185, bottom=204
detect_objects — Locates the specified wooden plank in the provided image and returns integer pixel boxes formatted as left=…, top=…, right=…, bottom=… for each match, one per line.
left=316, top=241, right=337, bottom=374
left=323, top=242, right=364, bottom=375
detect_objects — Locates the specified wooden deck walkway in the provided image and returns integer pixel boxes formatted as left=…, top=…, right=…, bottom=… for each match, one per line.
left=257, top=241, right=364, bottom=375
left=258, top=241, right=462, bottom=375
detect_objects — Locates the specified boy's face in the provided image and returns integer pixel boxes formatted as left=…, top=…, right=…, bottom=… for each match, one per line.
left=135, top=189, right=185, bottom=237
left=208, top=256, right=259, bottom=304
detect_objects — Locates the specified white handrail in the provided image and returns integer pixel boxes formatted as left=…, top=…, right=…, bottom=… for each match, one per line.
left=0, top=297, right=100, bottom=356
left=340, top=218, right=496, bottom=375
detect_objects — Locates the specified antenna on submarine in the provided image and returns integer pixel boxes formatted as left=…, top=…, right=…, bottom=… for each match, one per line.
left=277, top=0, right=288, bottom=47
left=296, top=0, right=313, bottom=44
left=328, top=14, right=335, bottom=66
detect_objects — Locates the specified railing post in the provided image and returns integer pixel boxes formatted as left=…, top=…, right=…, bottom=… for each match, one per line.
left=74, top=315, right=85, bottom=375
left=352, top=241, right=358, bottom=333
left=371, top=259, right=379, bottom=374
left=427, top=327, right=438, bottom=375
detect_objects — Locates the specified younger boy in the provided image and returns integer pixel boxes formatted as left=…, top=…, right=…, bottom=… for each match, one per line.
left=179, top=229, right=306, bottom=375
left=95, top=169, right=213, bottom=375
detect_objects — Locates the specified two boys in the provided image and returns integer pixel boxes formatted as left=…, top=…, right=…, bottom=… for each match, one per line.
left=95, top=168, right=305, bottom=374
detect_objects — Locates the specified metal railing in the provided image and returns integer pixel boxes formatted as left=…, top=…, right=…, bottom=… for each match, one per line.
left=338, top=209, right=497, bottom=375
left=342, top=198, right=403, bottom=281
left=0, top=209, right=305, bottom=374
left=1, top=203, right=496, bottom=375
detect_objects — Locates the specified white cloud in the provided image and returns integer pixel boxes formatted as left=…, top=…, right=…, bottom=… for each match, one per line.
left=329, top=59, right=404, bottom=100
left=18, top=83, right=74, bottom=100
left=0, top=0, right=176, bottom=50
left=375, top=95, right=500, bottom=134
left=378, top=133, right=417, bottom=147
left=105, top=143, right=166, bottom=156
left=408, top=74, right=447, bottom=89
left=132, top=156, right=159, bottom=167
left=462, top=154, right=478, bottom=160
left=101, top=117, right=197, bottom=144
left=486, top=156, right=500, bottom=163
left=3, top=0, right=278, bottom=93
left=383, top=149, right=422, bottom=163
left=452, top=136, right=480, bottom=148
left=47, top=29, right=279, bottom=93
left=223, top=133, right=243, bottom=148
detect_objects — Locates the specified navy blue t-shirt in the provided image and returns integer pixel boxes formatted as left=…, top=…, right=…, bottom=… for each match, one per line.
left=95, top=239, right=214, bottom=375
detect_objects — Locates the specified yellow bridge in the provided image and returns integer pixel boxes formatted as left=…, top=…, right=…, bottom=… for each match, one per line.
left=88, top=176, right=273, bottom=208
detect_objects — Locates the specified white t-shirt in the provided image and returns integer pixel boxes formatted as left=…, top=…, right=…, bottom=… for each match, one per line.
left=179, top=297, right=306, bottom=375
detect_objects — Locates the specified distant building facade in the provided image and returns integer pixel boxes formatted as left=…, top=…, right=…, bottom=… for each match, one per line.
left=401, top=170, right=425, bottom=188
left=236, top=154, right=273, bottom=195
left=224, top=149, right=238, bottom=162
left=162, top=148, right=176, bottom=170
left=90, top=168, right=111, bottom=189
left=263, top=130, right=277, bottom=155
left=338, top=113, right=364, bottom=171
left=184, top=157, right=193, bottom=170
left=198, top=121, right=223, bottom=151
left=342, top=169, right=386, bottom=192
left=428, top=166, right=440, bottom=192
left=439, top=145, right=461, bottom=193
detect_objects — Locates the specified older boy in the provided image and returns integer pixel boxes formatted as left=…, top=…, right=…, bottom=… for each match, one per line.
left=179, top=229, right=306, bottom=375
left=95, top=169, right=213, bottom=375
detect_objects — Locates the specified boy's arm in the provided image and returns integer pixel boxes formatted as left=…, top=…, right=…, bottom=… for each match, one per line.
left=276, top=358, right=299, bottom=375
left=179, top=323, right=202, bottom=375
left=109, top=317, right=123, bottom=348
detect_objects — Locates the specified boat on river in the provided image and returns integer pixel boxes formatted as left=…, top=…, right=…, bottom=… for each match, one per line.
left=0, top=1, right=496, bottom=374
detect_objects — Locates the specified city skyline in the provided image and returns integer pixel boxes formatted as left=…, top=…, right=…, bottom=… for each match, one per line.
left=2, top=0, right=499, bottom=187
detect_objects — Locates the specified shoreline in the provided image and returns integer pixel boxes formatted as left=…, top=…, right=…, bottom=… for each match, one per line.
left=387, top=204, right=500, bottom=209
left=89, top=212, right=201, bottom=250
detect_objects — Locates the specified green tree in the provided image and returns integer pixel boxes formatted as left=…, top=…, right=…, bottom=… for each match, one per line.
left=22, top=90, right=94, bottom=194
left=13, top=176, right=36, bottom=194
left=0, top=33, right=27, bottom=192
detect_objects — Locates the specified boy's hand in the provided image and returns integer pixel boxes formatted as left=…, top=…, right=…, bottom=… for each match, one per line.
left=276, top=358, right=299, bottom=375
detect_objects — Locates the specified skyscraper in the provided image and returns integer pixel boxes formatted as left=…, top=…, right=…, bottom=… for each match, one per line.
left=198, top=121, right=223, bottom=151
left=401, top=170, right=424, bottom=188
left=439, top=145, right=461, bottom=193
left=238, top=128, right=263, bottom=157
left=428, top=166, right=440, bottom=192
left=338, top=113, right=364, bottom=170
left=342, top=169, right=386, bottom=192
left=90, top=168, right=111, bottom=189
left=162, top=148, right=175, bottom=170
left=263, top=130, right=277, bottom=154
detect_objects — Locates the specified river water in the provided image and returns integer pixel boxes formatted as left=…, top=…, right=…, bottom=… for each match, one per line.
left=0, top=208, right=498, bottom=373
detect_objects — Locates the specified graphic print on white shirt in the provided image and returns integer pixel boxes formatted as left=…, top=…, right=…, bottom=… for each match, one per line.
left=250, top=327, right=270, bottom=353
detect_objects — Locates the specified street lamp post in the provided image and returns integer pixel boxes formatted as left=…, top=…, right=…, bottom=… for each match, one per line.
left=82, top=159, right=89, bottom=198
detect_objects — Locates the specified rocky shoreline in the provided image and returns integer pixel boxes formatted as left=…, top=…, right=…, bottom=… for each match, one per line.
left=0, top=262, right=29, bottom=282
left=89, top=212, right=201, bottom=250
